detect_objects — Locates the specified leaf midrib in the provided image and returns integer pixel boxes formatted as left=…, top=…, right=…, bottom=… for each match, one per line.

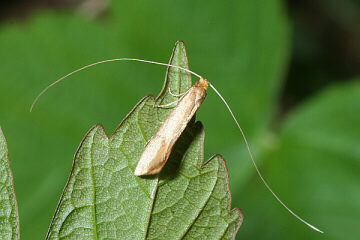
left=143, top=177, right=160, bottom=240
left=89, top=130, right=99, bottom=240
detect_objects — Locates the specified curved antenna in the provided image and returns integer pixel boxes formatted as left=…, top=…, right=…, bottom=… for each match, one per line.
left=31, top=56, right=323, bottom=233
left=30, top=58, right=203, bottom=112
left=209, top=83, right=323, bottom=234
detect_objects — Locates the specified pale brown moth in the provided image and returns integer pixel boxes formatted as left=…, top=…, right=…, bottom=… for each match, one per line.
left=134, top=77, right=209, bottom=176
left=31, top=58, right=323, bottom=233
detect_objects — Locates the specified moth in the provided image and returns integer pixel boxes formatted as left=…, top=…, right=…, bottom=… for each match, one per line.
left=134, top=78, right=209, bottom=176
left=31, top=57, right=323, bottom=233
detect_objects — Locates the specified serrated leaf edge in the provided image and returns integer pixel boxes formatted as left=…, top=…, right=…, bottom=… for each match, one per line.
left=0, top=127, right=20, bottom=240
left=45, top=95, right=153, bottom=239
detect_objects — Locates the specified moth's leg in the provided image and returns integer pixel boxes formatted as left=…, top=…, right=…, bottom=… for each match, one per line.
left=168, top=88, right=185, bottom=98
left=153, top=100, right=178, bottom=108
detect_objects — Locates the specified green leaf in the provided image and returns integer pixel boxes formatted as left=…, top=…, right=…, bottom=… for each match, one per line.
left=47, top=41, right=242, bottom=239
left=0, top=127, right=20, bottom=240
left=239, top=80, right=360, bottom=240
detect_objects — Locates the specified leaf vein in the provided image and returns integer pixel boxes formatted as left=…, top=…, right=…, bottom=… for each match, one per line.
left=89, top=130, right=99, bottom=240
left=180, top=163, right=219, bottom=239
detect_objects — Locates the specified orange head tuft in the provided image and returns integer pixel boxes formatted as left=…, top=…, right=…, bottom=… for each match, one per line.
left=198, top=78, right=209, bottom=89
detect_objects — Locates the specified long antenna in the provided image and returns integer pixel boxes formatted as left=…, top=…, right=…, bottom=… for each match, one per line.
left=209, top=83, right=323, bottom=233
left=30, top=58, right=203, bottom=112
left=31, top=57, right=323, bottom=233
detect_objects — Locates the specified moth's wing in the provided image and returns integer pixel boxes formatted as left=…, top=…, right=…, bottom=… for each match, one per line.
left=134, top=136, right=171, bottom=176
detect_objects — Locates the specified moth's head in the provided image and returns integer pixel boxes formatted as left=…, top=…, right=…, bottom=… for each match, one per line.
left=195, top=78, right=209, bottom=89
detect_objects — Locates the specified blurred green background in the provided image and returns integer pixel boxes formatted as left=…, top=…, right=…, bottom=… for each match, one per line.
left=0, top=0, right=359, bottom=239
